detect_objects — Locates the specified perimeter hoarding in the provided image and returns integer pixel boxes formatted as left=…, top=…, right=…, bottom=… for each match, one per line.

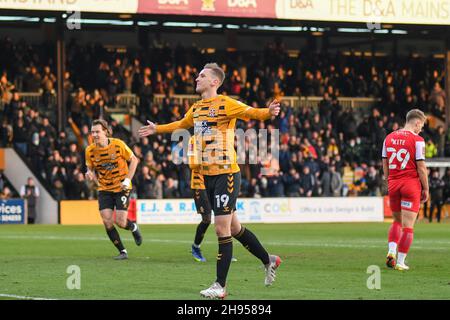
left=275, top=0, right=450, bottom=26
left=0, top=199, right=27, bottom=224
left=137, top=197, right=384, bottom=224
left=137, top=0, right=277, bottom=19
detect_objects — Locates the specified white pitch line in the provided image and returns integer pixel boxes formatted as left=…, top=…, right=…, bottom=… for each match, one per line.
left=0, top=293, right=57, bottom=300
left=0, top=235, right=449, bottom=250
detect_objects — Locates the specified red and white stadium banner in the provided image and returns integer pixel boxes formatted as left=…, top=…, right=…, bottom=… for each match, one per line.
left=136, top=197, right=384, bottom=224
left=0, top=0, right=138, bottom=13
left=137, top=0, right=277, bottom=19
left=275, top=0, right=450, bottom=25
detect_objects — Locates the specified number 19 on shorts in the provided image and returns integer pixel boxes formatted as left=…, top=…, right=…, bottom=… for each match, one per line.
left=215, top=194, right=229, bottom=208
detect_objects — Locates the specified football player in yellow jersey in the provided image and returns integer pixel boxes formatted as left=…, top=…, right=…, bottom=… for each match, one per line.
left=188, top=136, right=239, bottom=263
left=86, top=119, right=142, bottom=260
left=139, top=63, right=282, bottom=299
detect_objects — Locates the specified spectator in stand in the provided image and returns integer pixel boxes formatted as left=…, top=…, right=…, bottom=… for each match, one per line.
left=283, top=169, right=301, bottom=197
left=326, top=137, right=340, bottom=159
left=0, top=120, right=13, bottom=147
left=319, top=92, right=332, bottom=124
left=429, top=82, right=446, bottom=116
left=3, top=91, right=21, bottom=122
left=435, top=126, right=446, bottom=157
left=69, top=88, right=86, bottom=127
left=267, top=171, right=285, bottom=197
left=13, top=117, right=28, bottom=156
left=41, top=117, right=56, bottom=141
left=68, top=117, right=92, bottom=150
left=349, top=163, right=367, bottom=196
left=373, top=119, right=387, bottom=156
left=1, top=72, right=15, bottom=105
left=41, top=66, right=56, bottom=107
left=23, top=66, right=42, bottom=92
left=300, top=166, right=315, bottom=197
left=137, top=165, right=155, bottom=199
left=139, top=136, right=151, bottom=159
left=0, top=186, right=13, bottom=199
left=63, top=71, right=74, bottom=107
left=428, top=170, right=445, bottom=223
left=364, top=165, right=382, bottom=196
left=343, top=137, right=364, bottom=164
left=301, top=138, right=318, bottom=160
left=320, top=165, right=343, bottom=197
left=164, top=178, right=180, bottom=199
left=51, top=178, right=66, bottom=201
left=154, top=174, right=165, bottom=199
left=425, top=139, right=438, bottom=158
left=67, top=171, right=90, bottom=200
left=20, top=177, right=40, bottom=224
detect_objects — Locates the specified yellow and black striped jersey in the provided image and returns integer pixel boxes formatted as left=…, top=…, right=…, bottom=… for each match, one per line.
left=85, top=138, right=133, bottom=192
left=190, top=169, right=206, bottom=190
left=187, top=135, right=200, bottom=171
left=187, top=136, right=206, bottom=189
left=157, top=95, right=271, bottom=176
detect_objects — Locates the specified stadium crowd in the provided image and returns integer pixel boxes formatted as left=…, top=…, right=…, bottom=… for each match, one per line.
left=0, top=37, right=449, bottom=209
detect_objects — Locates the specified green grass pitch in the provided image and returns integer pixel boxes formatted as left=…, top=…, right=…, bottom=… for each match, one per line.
left=1, top=222, right=449, bottom=300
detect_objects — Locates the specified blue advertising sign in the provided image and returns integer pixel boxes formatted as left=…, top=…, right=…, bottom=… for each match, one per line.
left=0, top=199, right=26, bottom=224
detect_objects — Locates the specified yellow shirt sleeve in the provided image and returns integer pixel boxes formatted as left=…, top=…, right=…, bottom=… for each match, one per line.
left=156, top=106, right=194, bottom=133
left=117, top=139, right=133, bottom=161
left=225, top=97, right=271, bottom=121
left=85, top=147, right=93, bottom=169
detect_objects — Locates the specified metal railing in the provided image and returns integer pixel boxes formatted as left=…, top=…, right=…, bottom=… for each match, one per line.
left=153, top=93, right=380, bottom=111
left=114, top=94, right=139, bottom=115
left=1, top=92, right=58, bottom=122
left=2, top=92, right=378, bottom=119
left=153, top=94, right=201, bottom=107
left=1, top=92, right=137, bottom=116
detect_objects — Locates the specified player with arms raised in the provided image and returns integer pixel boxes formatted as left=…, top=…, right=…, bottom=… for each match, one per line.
left=382, top=109, right=428, bottom=271
left=139, top=63, right=281, bottom=299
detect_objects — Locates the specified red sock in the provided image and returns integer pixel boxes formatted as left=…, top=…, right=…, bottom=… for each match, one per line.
left=398, top=228, right=414, bottom=254
left=388, top=221, right=402, bottom=243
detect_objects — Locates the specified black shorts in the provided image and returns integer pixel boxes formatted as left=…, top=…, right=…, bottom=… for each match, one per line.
left=193, top=189, right=212, bottom=216
left=204, top=172, right=240, bottom=216
left=98, top=190, right=130, bottom=211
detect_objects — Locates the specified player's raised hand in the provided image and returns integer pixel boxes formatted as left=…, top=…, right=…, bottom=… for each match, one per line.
left=138, top=120, right=156, bottom=137
left=268, top=100, right=281, bottom=117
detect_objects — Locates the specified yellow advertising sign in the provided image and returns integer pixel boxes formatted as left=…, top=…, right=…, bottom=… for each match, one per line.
left=0, top=0, right=138, bottom=13
left=60, top=200, right=102, bottom=225
left=276, top=0, right=450, bottom=25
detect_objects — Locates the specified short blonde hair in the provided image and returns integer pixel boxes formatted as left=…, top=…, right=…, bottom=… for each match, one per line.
left=203, top=63, right=225, bottom=86
left=406, top=109, right=427, bottom=123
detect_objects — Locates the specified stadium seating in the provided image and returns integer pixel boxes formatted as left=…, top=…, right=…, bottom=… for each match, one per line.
left=0, top=38, right=448, bottom=200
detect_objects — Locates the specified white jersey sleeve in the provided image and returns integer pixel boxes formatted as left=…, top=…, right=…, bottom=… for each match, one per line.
left=415, top=140, right=425, bottom=161
left=382, top=138, right=387, bottom=158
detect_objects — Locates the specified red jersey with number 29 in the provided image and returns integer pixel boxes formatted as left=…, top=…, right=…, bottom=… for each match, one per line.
left=382, top=129, right=425, bottom=181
